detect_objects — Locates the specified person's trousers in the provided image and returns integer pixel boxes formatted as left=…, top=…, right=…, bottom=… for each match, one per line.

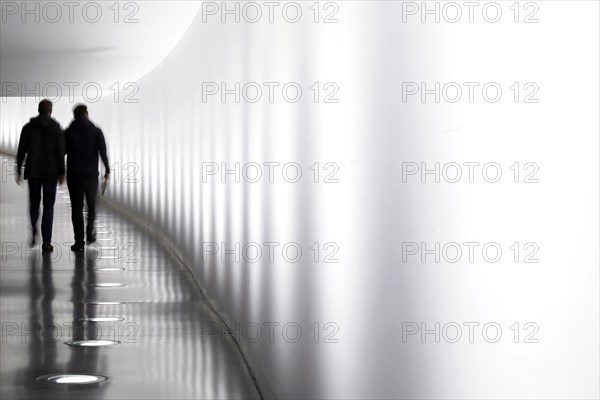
left=67, top=174, right=98, bottom=244
left=27, top=178, right=58, bottom=243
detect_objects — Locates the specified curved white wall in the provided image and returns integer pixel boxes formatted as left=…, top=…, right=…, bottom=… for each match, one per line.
left=1, top=2, right=599, bottom=399
left=0, top=1, right=202, bottom=95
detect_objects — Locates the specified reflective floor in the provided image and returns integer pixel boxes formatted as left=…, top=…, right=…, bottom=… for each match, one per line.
left=0, top=156, right=258, bottom=399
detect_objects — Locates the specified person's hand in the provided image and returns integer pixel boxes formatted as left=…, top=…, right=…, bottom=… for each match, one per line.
left=58, top=175, right=65, bottom=185
left=14, top=173, right=21, bottom=185
left=101, top=174, right=109, bottom=195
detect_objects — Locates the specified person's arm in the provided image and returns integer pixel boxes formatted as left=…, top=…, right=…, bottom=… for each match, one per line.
left=97, top=129, right=110, bottom=177
left=15, top=125, right=29, bottom=184
left=64, top=128, right=69, bottom=156
left=56, top=125, right=65, bottom=184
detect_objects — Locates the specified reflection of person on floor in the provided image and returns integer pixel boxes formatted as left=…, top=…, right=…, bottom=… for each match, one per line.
left=15, top=99, right=65, bottom=252
left=64, top=104, right=110, bottom=252
left=19, top=254, right=61, bottom=388
left=66, top=252, right=102, bottom=372
left=64, top=252, right=107, bottom=397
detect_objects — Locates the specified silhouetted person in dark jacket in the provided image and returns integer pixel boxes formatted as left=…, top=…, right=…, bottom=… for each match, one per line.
left=64, top=104, right=110, bottom=251
left=16, top=99, right=65, bottom=252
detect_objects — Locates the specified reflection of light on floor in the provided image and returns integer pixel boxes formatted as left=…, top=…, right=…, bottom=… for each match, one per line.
left=92, top=283, right=125, bottom=287
left=87, top=301, right=125, bottom=305
left=79, top=317, right=124, bottom=322
left=36, top=374, right=107, bottom=385
left=65, top=340, right=121, bottom=347
left=95, top=267, right=125, bottom=272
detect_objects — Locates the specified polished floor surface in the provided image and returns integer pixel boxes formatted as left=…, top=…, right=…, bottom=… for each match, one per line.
left=0, top=156, right=258, bottom=399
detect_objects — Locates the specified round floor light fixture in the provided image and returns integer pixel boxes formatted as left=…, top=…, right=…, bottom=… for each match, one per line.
left=95, top=268, right=126, bottom=272
left=36, top=374, right=107, bottom=385
left=65, top=339, right=120, bottom=347
left=92, top=283, right=125, bottom=287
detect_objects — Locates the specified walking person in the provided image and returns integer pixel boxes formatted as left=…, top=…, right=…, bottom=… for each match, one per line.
left=64, top=104, right=110, bottom=252
left=15, top=99, right=65, bottom=252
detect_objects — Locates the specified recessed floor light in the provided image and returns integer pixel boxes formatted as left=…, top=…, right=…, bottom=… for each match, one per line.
left=65, top=339, right=120, bottom=347
left=92, top=283, right=125, bottom=287
left=36, top=374, right=107, bottom=385
left=79, top=317, right=124, bottom=322
left=95, top=267, right=125, bottom=272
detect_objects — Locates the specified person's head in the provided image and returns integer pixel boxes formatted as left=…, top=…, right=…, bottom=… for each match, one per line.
left=38, top=99, right=53, bottom=116
left=73, top=104, right=88, bottom=120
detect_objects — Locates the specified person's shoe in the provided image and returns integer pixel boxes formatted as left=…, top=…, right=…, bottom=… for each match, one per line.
left=86, top=231, right=96, bottom=244
left=41, top=242, right=54, bottom=252
left=71, top=242, right=85, bottom=252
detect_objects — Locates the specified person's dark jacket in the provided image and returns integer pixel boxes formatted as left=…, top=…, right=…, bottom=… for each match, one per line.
left=16, top=115, right=65, bottom=179
left=65, top=118, right=110, bottom=178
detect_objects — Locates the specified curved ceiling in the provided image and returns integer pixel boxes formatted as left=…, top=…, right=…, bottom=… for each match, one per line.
left=0, top=1, right=202, bottom=96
